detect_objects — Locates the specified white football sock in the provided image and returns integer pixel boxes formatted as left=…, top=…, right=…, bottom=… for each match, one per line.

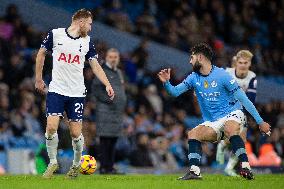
left=190, top=165, right=201, bottom=175
left=72, top=133, right=84, bottom=167
left=219, top=140, right=227, bottom=150
left=45, top=132, right=59, bottom=165
left=241, top=162, right=251, bottom=170
left=225, top=154, right=238, bottom=170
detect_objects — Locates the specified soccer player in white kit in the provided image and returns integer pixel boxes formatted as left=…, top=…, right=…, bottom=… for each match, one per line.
left=35, top=9, right=115, bottom=179
left=216, top=50, right=257, bottom=176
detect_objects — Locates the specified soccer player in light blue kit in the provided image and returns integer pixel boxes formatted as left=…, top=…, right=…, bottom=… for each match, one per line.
left=157, top=43, right=271, bottom=180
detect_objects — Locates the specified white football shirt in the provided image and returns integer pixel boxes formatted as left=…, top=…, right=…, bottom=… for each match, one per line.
left=226, top=67, right=257, bottom=103
left=41, top=28, right=98, bottom=97
left=226, top=67, right=256, bottom=92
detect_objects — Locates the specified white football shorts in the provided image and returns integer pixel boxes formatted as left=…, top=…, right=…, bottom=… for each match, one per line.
left=200, top=110, right=246, bottom=141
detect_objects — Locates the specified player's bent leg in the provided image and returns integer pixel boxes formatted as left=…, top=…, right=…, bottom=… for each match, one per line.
left=225, top=128, right=248, bottom=176
left=66, top=121, right=84, bottom=179
left=224, top=121, right=254, bottom=180
left=43, top=116, right=60, bottom=179
left=187, top=125, right=218, bottom=142
left=178, top=126, right=217, bottom=180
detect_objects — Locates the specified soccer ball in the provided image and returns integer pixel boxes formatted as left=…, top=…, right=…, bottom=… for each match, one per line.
left=80, top=155, right=97, bottom=175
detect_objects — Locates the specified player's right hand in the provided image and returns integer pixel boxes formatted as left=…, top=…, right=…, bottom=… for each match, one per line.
left=35, top=79, right=46, bottom=94
left=259, top=122, right=271, bottom=136
left=157, top=68, right=171, bottom=83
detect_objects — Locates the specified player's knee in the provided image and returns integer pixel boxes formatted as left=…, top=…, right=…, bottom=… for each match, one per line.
left=70, top=130, right=81, bottom=139
left=46, top=123, right=57, bottom=134
left=224, top=126, right=240, bottom=138
left=240, top=129, right=247, bottom=143
left=187, top=129, right=197, bottom=140
left=224, top=138, right=230, bottom=145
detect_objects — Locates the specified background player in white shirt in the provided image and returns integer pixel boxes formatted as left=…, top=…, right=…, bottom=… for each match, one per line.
left=35, top=9, right=115, bottom=179
left=216, top=50, right=257, bottom=176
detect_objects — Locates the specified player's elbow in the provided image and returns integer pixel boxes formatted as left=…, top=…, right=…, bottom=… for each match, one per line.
left=165, top=87, right=180, bottom=97
left=38, top=48, right=46, bottom=55
left=167, top=91, right=179, bottom=97
left=36, top=48, right=46, bottom=60
left=233, top=89, right=247, bottom=103
left=170, top=92, right=178, bottom=97
left=92, top=67, right=101, bottom=76
left=90, top=60, right=100, bottom=73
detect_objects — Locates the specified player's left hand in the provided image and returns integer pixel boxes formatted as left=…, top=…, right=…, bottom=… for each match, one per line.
left=106, top=85, right=115, bottom=100
left=259, top=122, right=271, bottom=136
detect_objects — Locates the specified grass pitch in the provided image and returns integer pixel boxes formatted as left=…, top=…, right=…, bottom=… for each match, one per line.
left=0, top=174, right=283, bottom=189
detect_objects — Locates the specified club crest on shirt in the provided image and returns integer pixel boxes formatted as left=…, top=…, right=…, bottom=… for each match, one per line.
left=211, top=80, right=217, bottom=88
left=204, top=81, right=209, bottom=88
left=230, top=79, right=236, bottom=84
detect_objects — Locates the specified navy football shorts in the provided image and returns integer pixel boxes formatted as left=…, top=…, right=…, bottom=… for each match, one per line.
left=46, top=92, right=85, bottom=122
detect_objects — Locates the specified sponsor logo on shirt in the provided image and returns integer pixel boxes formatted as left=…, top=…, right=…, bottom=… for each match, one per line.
left=199, top=91, right=221, bottom=101
left=57, top=53, right=80, bottom=64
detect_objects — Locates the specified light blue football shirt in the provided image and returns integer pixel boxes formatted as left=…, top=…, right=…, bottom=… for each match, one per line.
left=165, top=66, right=242, bottom=122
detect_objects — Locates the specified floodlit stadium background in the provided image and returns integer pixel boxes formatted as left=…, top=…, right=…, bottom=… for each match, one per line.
left=0, top=0, right=284, bottom=174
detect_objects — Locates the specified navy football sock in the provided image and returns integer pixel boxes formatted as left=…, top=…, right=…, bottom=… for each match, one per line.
left=188, top=139, right=202, bottom=167
left=229, top=135, right=248, bottom=162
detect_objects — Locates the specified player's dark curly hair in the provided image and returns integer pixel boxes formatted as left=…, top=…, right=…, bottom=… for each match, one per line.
left=190, top=43, right=214, bottom=61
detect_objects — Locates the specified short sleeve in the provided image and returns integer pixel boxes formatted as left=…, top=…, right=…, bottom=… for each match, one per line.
left=247, top=77, right=257, bottom=92
left=40, top=31, right=53, bottom=51
left=223, top=72, right=240, bottom=92
left=85, top=41, right=98, bottom=61
left=246, top=77, right=257, bottom=104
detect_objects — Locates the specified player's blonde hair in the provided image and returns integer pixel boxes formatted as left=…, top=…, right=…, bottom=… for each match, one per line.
left=236, top=50, right=253, bottom=61
left=231, top=55, right=237, bottom=67
left=72, top=9, right=92, bottom=21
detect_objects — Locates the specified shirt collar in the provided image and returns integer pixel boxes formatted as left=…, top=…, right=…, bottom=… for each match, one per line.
left=65, top=28, right=80, bottom=40
left=200, top=65, right=214, bottom=77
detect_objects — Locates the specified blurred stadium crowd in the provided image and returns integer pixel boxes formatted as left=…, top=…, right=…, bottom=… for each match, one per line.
left=0, top=1, right=284, bottom=173
left=91, top=0, right=284, bottom=75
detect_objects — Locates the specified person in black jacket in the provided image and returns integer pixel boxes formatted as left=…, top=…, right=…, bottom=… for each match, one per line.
left=92, top=48, right=127, bottom=174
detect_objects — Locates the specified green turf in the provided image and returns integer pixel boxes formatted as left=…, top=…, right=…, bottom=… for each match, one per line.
left=0, top=174, right=283, bottom=189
